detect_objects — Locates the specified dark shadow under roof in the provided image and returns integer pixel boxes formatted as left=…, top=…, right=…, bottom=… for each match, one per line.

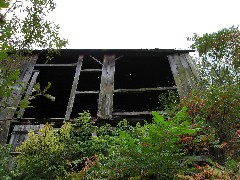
left=34, top=49, right=194, bottom=57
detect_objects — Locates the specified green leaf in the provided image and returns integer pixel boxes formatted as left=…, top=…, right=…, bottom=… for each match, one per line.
left=44, top=94, right=55, bottom=101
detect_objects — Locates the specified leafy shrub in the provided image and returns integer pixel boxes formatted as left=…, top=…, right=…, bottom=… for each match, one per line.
left=180, top=84, right=240, bottom=164
left=0, top=144, right=13, bottom=179
left=15, top=123, right=74, bottom=179
left=14, top=111, right=111, bottom=179
left=86, top=107, right=200, bottom=179
left=13, top=108, right=203, bottom=179
left=177, top=161, right=240, bottom=180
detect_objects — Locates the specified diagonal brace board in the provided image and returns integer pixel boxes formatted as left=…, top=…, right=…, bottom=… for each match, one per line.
left=65, top=55, right=84, bottom=120
left=17, top=70, right=40, bottom=118
left=97, top=55, right=116, bottom=119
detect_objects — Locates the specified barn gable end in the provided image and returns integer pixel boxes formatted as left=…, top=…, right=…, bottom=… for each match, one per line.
left=0, top=49, right=198, bottom=150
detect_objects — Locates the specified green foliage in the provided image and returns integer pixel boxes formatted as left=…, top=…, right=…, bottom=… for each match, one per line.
left=186, top=26, right=240, bottom=165
left=87, top=108, right=200, bottom=179
left=1, top=0, right=68, bottom=52
left=15, top=123, right=74, bottom=179
left=12, top=109, right=203, bottom=179
left=0, top=0, right=67, bottom=113
left=0, top=144, right=13, bottom=179
left=14, top=111, right=100, bottom=179
left=158, top=90, right=180, bottom=117
left=0, top=0, right=10, bottom=9
left=177, top=162, right=235, bottom=180
left=190, top=26, right=240, bottom=86
left=31, top=82, right=55, bottom=101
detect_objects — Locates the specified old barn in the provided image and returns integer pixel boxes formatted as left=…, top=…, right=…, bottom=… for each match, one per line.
left=0, top=49, right=199, bottom=149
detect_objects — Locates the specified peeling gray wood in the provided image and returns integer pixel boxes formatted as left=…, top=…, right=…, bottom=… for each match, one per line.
left=0, top=55, right=38, bottom=145
left=97, top=55, right=116, bottom=119
left=182, top=53, right=201, bottom=81
left=168, top=53, right=200, bottom=98
left=81, top=69, right=102, bottom=72
left=76, top=87, right=177, bottom=95
left=179, top=54, right=195, bottom=89
left=168, top=54, right=191, bottom=98
left=20, top=118, right=65, bottom=120
left=9, top=124, right=44, bottom=152
left=17, top=71, right=40, bottom=118
left=168, top=54, right=186, bottom=98
left=0, top=121, right=10, bottom=145
left=113, top=87, right=177, bottom=93
left=76, top=91, right=100, bottom=94
left=65, top=55, right=83, bottom=120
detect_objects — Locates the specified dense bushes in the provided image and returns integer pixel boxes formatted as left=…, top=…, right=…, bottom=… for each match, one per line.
left=1, top=103, right=239, bottom=179
left=4, top=108, right=203, bottom=179
left=0, top=144, right=13, bottom=179
left=87, top=108, right=200, bottom=179
left=180, top=85, right=240, bottom=164
left=3, top=85, right=240, bottom=179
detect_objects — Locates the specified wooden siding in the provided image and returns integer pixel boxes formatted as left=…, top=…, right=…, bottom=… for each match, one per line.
left=168, top=53, right=199, bottom=98
left=0, top=55, right=38, bottom=145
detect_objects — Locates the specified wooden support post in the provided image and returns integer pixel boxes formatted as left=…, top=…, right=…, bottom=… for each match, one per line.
left=17, top=71, right=40, bottom=118
left=65, top=56, right=83, bottom=120
left=97, top=55, right=116, bottom=119
left=0, top=55, right=38, bottom=145
left=168, top=53, right=199, bottom=98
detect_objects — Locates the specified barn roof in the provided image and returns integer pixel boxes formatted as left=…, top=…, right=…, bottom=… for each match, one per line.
left=35, top=48, right=194, bottom=57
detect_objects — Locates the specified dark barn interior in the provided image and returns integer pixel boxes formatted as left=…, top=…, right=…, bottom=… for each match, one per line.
left=22, top=49, right=179, bottom=122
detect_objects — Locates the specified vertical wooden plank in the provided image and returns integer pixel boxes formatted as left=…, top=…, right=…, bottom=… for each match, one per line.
left=182, top=53, right=201, bottom=81
left=97, top=55, right=116, bottom=119
left=17, top=71, right=40, bottom=118
left=179, top=54, right=195, bottom=89
left=168, top=53, right=201, bottom=98
left=65, top=55, right=84, bottom=120
left=168, top=54, right=190, bottom=98
left=0, top=120, right=10, bottom=145
left=0, top=55, right=38, bottom=145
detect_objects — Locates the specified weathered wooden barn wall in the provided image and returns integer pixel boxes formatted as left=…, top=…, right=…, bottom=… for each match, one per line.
left=0, top=49, right=199, bottom=150
left=0, top=55, right=38, bottom=145
left=168, top=53, right=200, bottom=98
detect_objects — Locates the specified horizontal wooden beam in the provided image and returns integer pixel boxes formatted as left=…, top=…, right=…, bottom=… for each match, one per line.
left=112, top=111, right=165, bottom=116
left=114, top=87, right=177, bottom=93
left=76, top=87, right=177, bottom=95
left=76, top=91, right=99, bottom=94
left=20, top=118, right=64, bottom=120
left=81, top=69, right=102, bottom=72
left=35, top=63, right=77, bottom=67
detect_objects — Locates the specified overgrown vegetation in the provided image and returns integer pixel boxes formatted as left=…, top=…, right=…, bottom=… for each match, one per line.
left=0, top=0, right=67, bottom=106
left=0, top=0, right=67, bottom=145
left=0, top=110, right=202, bottom=179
